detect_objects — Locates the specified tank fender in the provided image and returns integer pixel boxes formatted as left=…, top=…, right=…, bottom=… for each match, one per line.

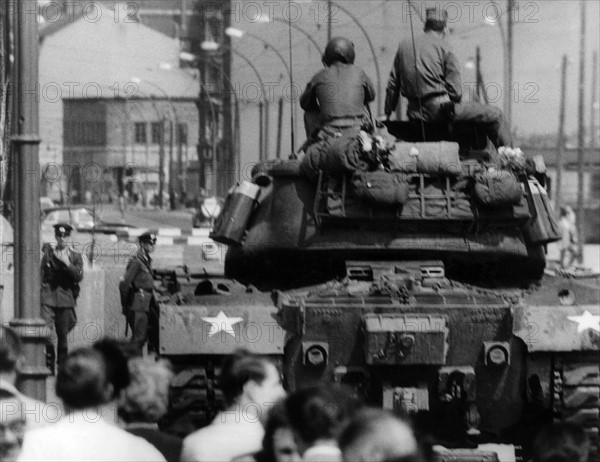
left=513, top=305, right=599, bottom=352
left=158, top=303, right=285, bottom=355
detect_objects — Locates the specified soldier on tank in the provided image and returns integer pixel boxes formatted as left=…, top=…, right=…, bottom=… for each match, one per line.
left=119, top=231, right=157, bottom=354
left=41, top=223, right=84, bottom=370
left=384, top=7, right=513, bottom=149
left=300, top=36, right=376, bottom=146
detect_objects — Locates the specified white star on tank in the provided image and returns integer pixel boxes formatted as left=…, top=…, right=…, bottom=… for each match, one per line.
left=201, top=311, right=243, bottom=337
left=567, top=310, right=600, bottom=333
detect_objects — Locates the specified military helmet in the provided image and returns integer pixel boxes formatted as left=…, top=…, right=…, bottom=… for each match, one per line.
left=322, top=37, right=355, bottom=66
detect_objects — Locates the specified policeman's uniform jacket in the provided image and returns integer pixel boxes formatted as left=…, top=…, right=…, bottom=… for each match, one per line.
left=40, top=244, right=84, bottom=307
left=121, top=249, right=155, bottom=312
left=300, top=62, right=375, bottom=125
left=384, top=30, right=462, bottom=121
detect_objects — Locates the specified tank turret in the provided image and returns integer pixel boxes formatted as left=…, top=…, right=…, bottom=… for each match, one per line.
left=216, top=121, right=556, bottom=290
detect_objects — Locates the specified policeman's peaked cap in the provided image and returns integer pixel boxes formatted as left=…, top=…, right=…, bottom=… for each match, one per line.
left=54, top=223, right=73, bottom=237
left=139, top=232, right=157, bottom=244
left=323, top=37, right=355, bottom=66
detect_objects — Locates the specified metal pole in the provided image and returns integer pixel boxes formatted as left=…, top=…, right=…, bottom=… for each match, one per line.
left=10, top=0, right=49, bottom=400
left=506, top=0, right=514, bottom=133
left=177, top=120, right=184, bottom=204
left=168, top=119, right=175, bottom=210
left=475, top=47, right=482, bottom=102
left=590, top=50, right=598, bottom=147
left=158, top=116, right=165, bottom=208
left=272, top=18, right=323, bottom=55
left=555, top=55, right=567, bottom=209
left=327, top=0, right=332, bottom=42
left=234, top=98, right=240, bottom=182
left=576, top=0, right=586, bottom=259
left=259, top=102, right=264, bottom=161
left=276, top=97, right=283, bottom=159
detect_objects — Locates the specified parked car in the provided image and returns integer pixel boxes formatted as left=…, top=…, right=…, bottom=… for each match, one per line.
left=192, top=196, right=223, bottom=228
left=41, top=207, right=136, bottom=234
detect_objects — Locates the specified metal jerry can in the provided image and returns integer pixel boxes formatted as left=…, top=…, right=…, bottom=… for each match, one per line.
left=210, top=181, right=260, bottom=246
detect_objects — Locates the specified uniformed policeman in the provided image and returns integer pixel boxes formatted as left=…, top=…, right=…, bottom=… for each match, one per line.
left=40, top=223, right=84, bottom=368
left=120, top=231, right=157, bottom=354
left=300, top=37, right=376, bottom=144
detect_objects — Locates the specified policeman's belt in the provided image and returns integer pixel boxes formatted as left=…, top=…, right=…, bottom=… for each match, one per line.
left=137, top=288, right=153, bottom=294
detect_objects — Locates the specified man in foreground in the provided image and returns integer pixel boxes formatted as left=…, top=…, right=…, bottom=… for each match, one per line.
left=181, top=350, right=286, bottom=462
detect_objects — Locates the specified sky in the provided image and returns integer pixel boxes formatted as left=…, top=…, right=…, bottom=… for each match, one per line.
left=229, top=0, right=600, bottom=137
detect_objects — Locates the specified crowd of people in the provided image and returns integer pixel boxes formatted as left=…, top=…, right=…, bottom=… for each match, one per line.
left=1, top=327, right=593, bottom=462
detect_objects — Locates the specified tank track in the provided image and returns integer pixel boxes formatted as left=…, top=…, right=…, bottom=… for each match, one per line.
left=162, top=362, right=224, bottom=437
left=553, top=355, right=600, bottom=460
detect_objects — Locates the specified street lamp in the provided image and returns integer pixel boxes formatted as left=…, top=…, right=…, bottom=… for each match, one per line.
left=131, top=77, right=179, bottom=210
left=270, top=17, right=323, bottom=55
left=326, top=1, right=382, bottom=116
left=484, top=0, right=514, bottom=131
left=181, top=51, right=249, bottom=180
left=226, top=27, right=295, bottom=154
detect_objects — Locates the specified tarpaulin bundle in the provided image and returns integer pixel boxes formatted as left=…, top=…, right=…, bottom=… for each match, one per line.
left=388, top=141, right=462, bottom=175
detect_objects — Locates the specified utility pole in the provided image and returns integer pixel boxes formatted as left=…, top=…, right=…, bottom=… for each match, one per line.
left=590, top=50, right=598, bottom=147
left=168, top=119, right=175, bottom=210
left=259, top=102, right=264, bottom=161
left=506, top=0, right=515, bottom=132
left=576, top=0, right=586, bottom=260
left=276, top=97, right=283, bottom=159
left=10, top=0, right=49, bottom=400
left=158, top=117, right=165, bottom=208
left=327, top=0, right=332, bottom=42
left=555, top=55, right=567, bottom=210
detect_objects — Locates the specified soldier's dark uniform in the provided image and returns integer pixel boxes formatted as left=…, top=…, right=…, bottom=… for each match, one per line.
left=120, top=232, right=157, bottom=353
left=301, top=37, right=375, bottom=142
left=384, top=8, right=512, bottom=148
left=41, top=223, right=84, bottom=367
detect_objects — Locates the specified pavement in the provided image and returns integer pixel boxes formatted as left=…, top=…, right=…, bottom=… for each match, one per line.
left=94, top=203, right=196, bottom=230
left=546, top=243, right=600, bottom=273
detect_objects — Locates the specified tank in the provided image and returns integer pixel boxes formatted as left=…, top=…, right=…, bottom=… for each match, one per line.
left=153, top=122, right=599, bottom=461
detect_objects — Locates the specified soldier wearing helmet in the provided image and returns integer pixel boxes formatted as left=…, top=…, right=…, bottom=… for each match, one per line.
left=300, top=37, right=375, bottom=145
left=119, top=231, right=157, bottom=354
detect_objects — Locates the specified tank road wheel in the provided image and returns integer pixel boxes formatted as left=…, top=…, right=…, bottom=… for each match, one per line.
left=553, top=355, right=600, bottom=460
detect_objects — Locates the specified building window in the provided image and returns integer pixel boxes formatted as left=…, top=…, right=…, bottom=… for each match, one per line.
left=151, top=122, right=163, bottom=144
left=134, top=122, right=146, bottom=144
left=64, top=121, right=106, bottom=146
left=178, top=123, right=188, bottom=145
left=590, top=172, right=600, bottom=199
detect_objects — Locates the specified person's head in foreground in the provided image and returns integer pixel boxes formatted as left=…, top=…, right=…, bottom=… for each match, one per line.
left=338, top=408, right=422, bottom=462
left=285, top=383, right=359, bottom=457
left=118, top=356, right=173, bottom=424
left=220, top=350, right=286, bottom=421
left=531, top=421, right=590, bottom=462
left=259, top=400, right=300, bottom=462
left=56, top=339, right=130, bottom=410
